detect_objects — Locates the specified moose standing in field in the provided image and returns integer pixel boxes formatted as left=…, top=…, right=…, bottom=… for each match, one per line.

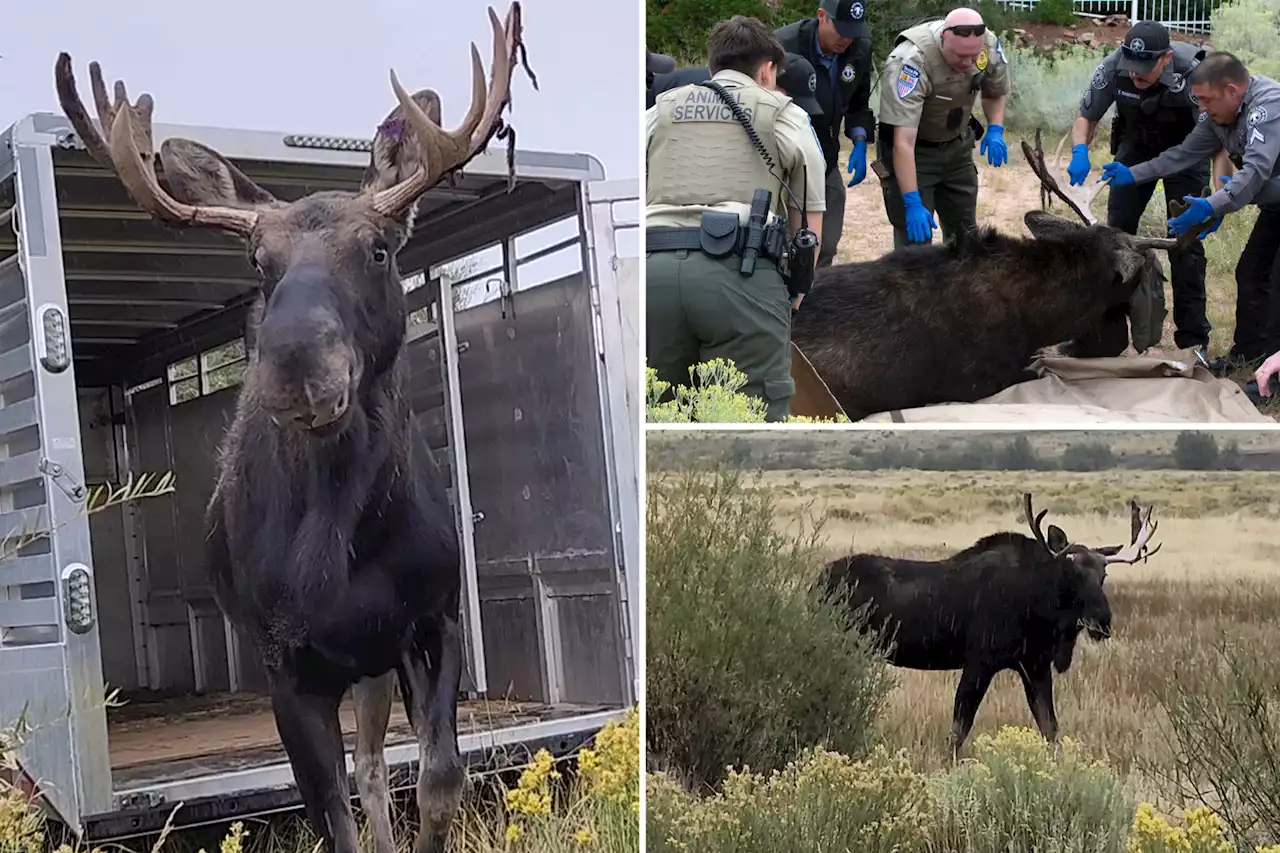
left=819, top=494, right=1161, bottom=759
left=53, top=7, right=536, bottom=853
left=790, top=136, right=1180, bottom=421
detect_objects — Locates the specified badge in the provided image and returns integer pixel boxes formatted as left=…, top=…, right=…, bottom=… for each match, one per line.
left=1170, top=73, right=1184, bottom=93
left=897, top=64, right=920, bottom=99
left=808, top=72, right=817, bottom=92
left=850, top=1, right=865, bottom=19
left=1091, top=64, right=1108, bottom=90
left=841, top=64, right=855, bottom=83
left=1249, top=105, right=1268, bottom=126
left=976, top=48, right=988, bottom=71
left=1129, top=37, right=1146, bottom=51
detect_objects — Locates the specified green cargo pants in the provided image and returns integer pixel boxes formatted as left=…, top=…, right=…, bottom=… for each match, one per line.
left=646, top=248, right=794, bottom=422
left=878, top=133, right=979, bottom=250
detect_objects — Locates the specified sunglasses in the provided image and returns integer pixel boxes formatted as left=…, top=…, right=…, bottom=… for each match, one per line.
left=944, top=23, right=986, bottom=37
left=1122, top=44, right=1170, bottom=62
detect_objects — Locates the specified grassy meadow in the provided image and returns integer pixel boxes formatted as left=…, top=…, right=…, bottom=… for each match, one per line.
left=645, top=433, right=1280, bottom=852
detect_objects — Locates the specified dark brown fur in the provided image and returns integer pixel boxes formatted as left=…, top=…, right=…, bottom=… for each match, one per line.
left=791, top=212, right=1167, bottom=420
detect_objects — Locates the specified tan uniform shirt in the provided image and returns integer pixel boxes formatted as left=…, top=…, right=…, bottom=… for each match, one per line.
left=645, top=69, right=827, bottom=229
left=878, top=22, right=1011, bottom=143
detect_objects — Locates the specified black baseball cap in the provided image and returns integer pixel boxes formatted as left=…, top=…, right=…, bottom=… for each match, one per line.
left=820, top=0, right=871, bottom=39
left=648, top=50, right=676, bottom=75
left=1117, top=21, right=1172, bottom=74
left=777, top=53, right=824, bottom=116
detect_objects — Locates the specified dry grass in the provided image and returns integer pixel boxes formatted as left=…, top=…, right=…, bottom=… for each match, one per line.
left=757, top=467, right=1280, bottom=801
left=833, top=136, right=1280, bottom=420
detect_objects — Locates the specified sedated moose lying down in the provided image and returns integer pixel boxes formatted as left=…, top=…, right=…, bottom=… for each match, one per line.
left=791, top=136, right=1177, bottom=421
left=818, top=494, right=1162, bottom=758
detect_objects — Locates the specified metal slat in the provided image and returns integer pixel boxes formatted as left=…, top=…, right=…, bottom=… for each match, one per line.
left=0, top=597, right=59, bottom=629
left=0, top=399, right=38, bottom=436
left=0, top=450, right=44, bottom=487
left=0, top=553, right=57, bottom=588
left=0, top=505, right=49, bottom=541
left=0, top=344, right=33, bottom=384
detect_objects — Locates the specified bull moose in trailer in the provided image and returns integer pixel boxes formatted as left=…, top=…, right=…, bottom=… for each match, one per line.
left=53, top=6, right=536, bottom=853
left=790, top=136, right=1176, bottom=421
left=819, top=494, right=1161, bottom=758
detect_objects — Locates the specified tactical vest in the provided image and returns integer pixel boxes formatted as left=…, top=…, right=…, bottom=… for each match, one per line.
left=896, top=22, right=990, bottom=142
left=1113, top=43, right=1201, bottom=150
left=647, top=78, right=791, bottom=220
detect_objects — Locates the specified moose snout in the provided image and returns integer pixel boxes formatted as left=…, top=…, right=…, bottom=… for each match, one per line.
left=272, top=382, right=350, bottom=429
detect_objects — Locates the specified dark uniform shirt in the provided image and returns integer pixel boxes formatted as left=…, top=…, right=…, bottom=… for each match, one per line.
left=774, top=17, right=873, bottom=172
left=1080, top=41, right=1203, bottom=151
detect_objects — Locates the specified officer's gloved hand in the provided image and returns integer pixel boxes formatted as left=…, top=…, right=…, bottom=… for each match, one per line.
left=847, top=139, right=867, bottom=187
left=1099, top=162, right=1134, bottom=186
left=1168, top=196, right=1215, bottom=237
left=980, top=124, right=1007, bottom=167
left=1199, top=176, right=1231, bottom=239
left=1067, top=143, right=1091, bottom=186
left=902, top=191, right=937, bottom=244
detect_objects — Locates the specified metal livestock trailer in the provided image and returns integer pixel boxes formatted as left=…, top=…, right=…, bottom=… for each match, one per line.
left=0, top=110, right=640, bottom=842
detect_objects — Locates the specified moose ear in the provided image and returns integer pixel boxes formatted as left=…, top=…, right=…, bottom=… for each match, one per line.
left=361, top=88, right=443, bottom=195
left=1112, top=247, right=1162, bottom=290
left=158, top=138, right=278, bottom=208
left=1046, top=524, right=1070, bottom=553
left=1024, top=210, right=1085, bottom=240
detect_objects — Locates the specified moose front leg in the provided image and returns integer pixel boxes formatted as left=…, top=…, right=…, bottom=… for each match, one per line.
left=268, top=680, right=360, bottom=853
left=352, top=671, right=397, bottom=853
left=1017, top=662, right=1060, bottom=743
left=950, top=663, right=996, bottom=761
left=400, top=617, right=466, bottom=853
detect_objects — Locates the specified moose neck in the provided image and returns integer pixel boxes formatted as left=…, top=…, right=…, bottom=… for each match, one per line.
left=1018, top=231, right=1133, bottom=344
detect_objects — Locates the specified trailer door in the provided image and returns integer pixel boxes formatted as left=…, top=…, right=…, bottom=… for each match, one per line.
left=0, top=132, right=112, bottom=831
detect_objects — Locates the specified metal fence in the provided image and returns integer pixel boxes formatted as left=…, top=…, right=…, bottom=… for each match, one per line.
left=990, top=0, right=1227, bottom=34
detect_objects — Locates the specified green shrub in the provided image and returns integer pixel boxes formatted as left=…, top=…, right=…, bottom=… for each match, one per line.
left=645, top=358, right=848, bottom=423
left=646, top=746, right=934, bottom=853
left=927, top=726, right=1136, bottom=853
left=1004, top=42, right=1112, bottom=136
left=645, top=467, right=896, bottom=789
left=1211, top=0, right=1280, bottom=80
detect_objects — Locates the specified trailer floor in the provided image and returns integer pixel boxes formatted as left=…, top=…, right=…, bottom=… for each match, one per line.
left=107, top=691, right=610, bottom=790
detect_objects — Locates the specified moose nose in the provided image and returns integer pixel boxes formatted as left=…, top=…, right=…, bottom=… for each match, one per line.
left=297, top=385, right=350, bottom=429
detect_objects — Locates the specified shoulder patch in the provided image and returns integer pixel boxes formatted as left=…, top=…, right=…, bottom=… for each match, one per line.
left=1198, top=110, right=1209, bottom=123
left=1091, top=64, right=1109, bottom=90
left=994, top=36, right=1006, bottom=64
left=1249, top=105, right=1269, bottom=126
left=897, top=64, right=921, bottom=99
left=1170, top=72, right=1185, bottom=93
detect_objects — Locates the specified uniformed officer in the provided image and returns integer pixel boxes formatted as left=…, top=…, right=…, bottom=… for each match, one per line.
left=1064, top=21, right=1212, bottom=359
left=876, top=7, right=1011, bottom=249
left=649, top=51, right=828, bottom=122
left=1101, top=51, right=1280, bottom=380
left=646, top=16, right=827, bottom=422
left=775, top=0, right=873, bottom=266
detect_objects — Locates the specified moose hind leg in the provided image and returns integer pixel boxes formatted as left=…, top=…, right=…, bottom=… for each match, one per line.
left=401, top=617, right=465, bottom=853
left=1018, top=663, right=1060, bottom=743
left=352, top=671, right=397, bottom=853
left=950, top=663, right=996, bottom=761
left=269, top=681, right=360, bottom=853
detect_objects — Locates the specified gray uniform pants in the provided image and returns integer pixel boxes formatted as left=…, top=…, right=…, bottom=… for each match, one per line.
left=819, top=166, right=846, bottom=267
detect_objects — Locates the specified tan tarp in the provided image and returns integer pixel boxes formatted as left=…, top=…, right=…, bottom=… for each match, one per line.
left=789, top=347, right=1273, bottom=424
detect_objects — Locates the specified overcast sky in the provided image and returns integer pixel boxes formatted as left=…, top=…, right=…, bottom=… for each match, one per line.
left=1, top=0, right=640, bottom=182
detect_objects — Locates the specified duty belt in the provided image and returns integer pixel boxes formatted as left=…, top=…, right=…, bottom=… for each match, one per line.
left=646, top=226, right=785, bottom=262
left=916, top=135, right=961, bottom=148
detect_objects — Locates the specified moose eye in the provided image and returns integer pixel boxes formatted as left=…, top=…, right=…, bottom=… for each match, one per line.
left=371, top=245, right=390, bottom=266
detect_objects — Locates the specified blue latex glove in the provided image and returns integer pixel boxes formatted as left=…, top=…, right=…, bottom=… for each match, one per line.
left=847, top=138, right=867, bottom=187
left=980, top=124, right=1007, bottom=167
left=903, top=190, right=937, bottom=244
left=1099, top=161, right=1134, bottom=186
left=1168, top=196, right=1215, bottom=236
left=1197, top=176, right=1231, bottom=239
left=1067, top=143, right=1091, bottom=186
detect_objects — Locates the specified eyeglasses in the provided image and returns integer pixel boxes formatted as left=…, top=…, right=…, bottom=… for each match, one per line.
left=1122, top=44, right=1170, bottom=62
left=944, top=24, right=986, bottom=37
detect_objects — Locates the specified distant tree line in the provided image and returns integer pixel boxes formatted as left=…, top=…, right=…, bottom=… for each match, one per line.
left=647, top=432, right=1251, bottom=473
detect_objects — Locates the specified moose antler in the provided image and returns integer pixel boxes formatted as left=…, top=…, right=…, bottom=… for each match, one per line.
left=369, top=2, right=536, bottom=217
left=1103, top=502, right=1162, bottom=564
left=53, top=54, right=260, bottom=235
left=1024, top=492, right=1071, bottom=558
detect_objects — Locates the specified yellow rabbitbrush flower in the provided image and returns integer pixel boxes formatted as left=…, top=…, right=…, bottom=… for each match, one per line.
left=1128, top=803, right=1236, bottom=853
left=505, top=748, right=561, bottom=818
left=578, top=707, right=639, bottom=809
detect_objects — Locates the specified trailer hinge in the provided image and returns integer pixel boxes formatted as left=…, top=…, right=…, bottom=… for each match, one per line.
left=117, top=791, right=165, bottom=811
left=39, top=458, right=86, bottom=503
left=457, top=340, right=470, bottom=355
left=472, top=511, right=486, bottom=524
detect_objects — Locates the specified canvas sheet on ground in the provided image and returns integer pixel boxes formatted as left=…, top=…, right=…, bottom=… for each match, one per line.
left=852, top=353, right=1273, bottom=424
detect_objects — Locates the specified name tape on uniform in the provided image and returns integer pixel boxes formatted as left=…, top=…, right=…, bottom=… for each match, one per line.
left=671, top=88, right=755, bottom=123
